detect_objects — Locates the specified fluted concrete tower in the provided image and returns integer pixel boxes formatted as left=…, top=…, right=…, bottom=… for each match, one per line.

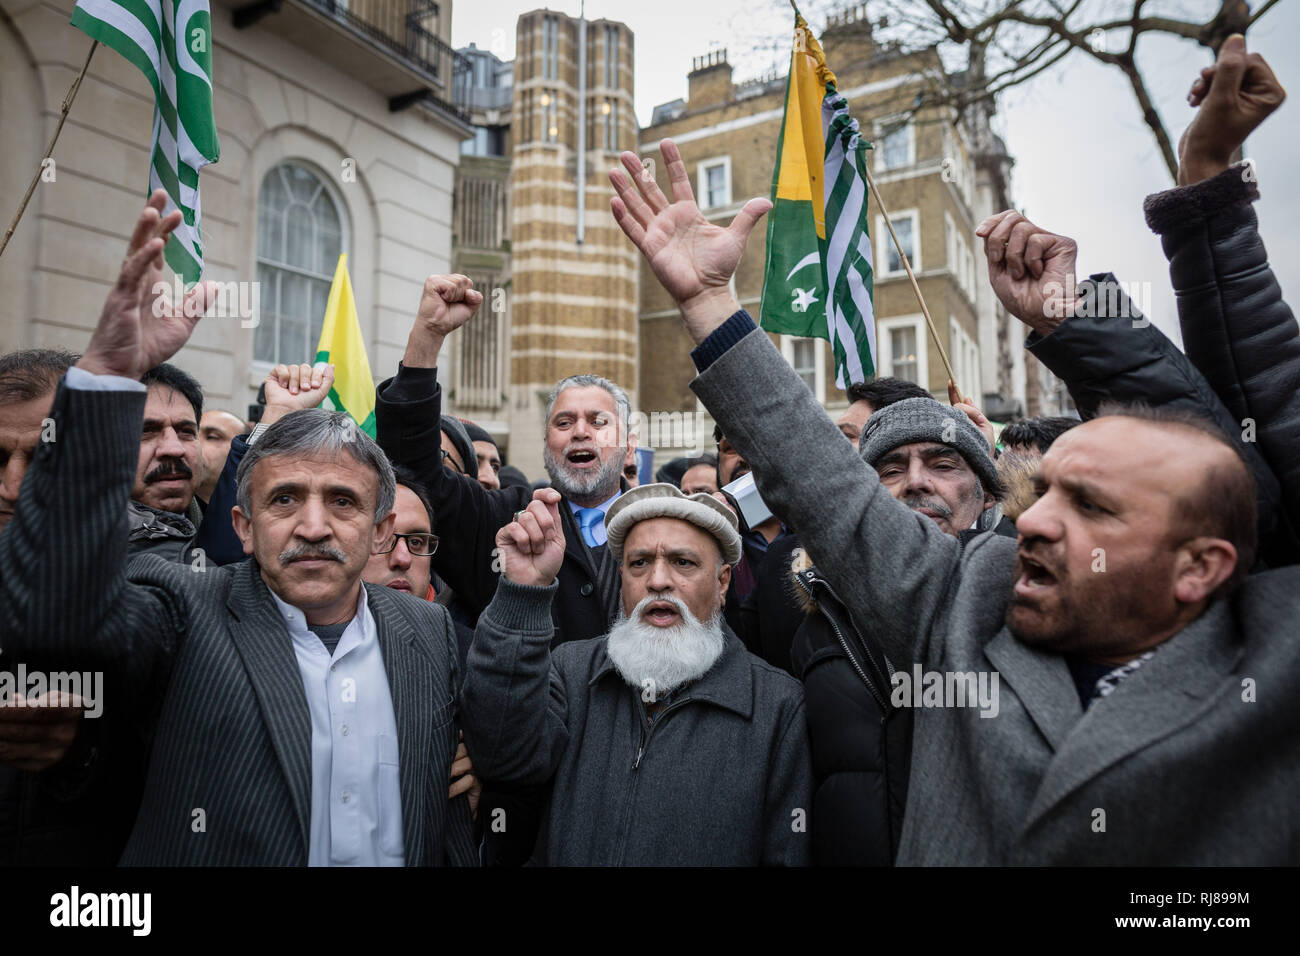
left=507, top=9, right=638, bottom=472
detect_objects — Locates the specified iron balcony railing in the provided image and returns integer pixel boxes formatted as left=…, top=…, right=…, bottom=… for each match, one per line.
left=301, top=0, right=472, bottom=119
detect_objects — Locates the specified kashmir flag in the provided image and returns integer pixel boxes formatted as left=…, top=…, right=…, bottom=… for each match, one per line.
left=71, top=0, right=220, bottom=282
left=315, top=254, right=377, bottom=438
left=759, top=10, right=876, bottom=388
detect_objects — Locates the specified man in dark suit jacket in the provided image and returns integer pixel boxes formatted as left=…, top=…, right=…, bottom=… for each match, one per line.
left=0, top=194, right=475, bottom=866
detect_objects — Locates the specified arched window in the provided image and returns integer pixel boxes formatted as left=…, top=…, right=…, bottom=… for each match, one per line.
left=254, top=163, right=345, bottom=363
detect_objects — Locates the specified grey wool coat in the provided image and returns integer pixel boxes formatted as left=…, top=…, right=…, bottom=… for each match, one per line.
left=460, top=577, right=813, bottom=865
left=692, top=321, right=1300, bottom=865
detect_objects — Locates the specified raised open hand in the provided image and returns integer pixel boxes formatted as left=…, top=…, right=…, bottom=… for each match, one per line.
left=1179, top=34, right=1286, bottom=186
left=975, top=211, right=1079, bottom=337
left=610, top=139, right=771, bottom=342
left=494, top=488, right=566, bottom=588
left=78, top=189, right=217, bottom=379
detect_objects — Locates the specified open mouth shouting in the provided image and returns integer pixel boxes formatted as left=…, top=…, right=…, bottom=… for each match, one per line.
left=1014, top=551, right=1059, bottom=599
left=565, top=446, right=600, bottom=470
left=642, top=599, right=683, bottom=628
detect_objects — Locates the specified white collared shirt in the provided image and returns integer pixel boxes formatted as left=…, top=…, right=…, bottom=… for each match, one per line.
left=270, top=586, right=404, bottom=866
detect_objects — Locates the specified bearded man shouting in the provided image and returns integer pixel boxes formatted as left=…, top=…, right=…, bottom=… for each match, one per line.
left=460, top=483, right=811, bottom=866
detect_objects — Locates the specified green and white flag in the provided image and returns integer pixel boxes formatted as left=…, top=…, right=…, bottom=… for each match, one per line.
left=72, top=0, right=221, bottom=282
left=759, top=10, right=876, bottom=388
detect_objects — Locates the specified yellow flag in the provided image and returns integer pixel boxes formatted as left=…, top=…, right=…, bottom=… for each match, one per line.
left=314, top=254, right=376, bottom=437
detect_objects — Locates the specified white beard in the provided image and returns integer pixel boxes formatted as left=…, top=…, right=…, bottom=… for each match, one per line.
left=604, top=595, right=726, bottom=700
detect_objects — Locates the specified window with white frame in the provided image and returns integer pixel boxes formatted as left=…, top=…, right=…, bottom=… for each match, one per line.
left=946, top=214, right=976, bottom=302
left=878, top=210, right=919, bottom=276
left=947, top=319, right=982, bottom=402
left=697, top=157, right=731, bottom=210
left=254, top=163, right=347, bottom=364
left=877, top=118, right=914, bottom=171
left=781, top=335, right=825, bottom=401
left=879, top=316, right=926, bottom=386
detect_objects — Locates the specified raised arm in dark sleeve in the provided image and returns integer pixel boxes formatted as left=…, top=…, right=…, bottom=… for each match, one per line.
left=459, top=577, right=569, bottom=788
left=1026, top=272, right=1289, bottom=563
left=375, top=364, right=531, bottom=614
left=192, top=433, right=249, bottom=566
left=1145, top=165, right=1300, bottom=549
left=0, top=374, right=178, bottom=684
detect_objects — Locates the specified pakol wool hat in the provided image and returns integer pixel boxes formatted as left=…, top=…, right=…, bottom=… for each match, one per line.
left=604, top=482, right=743, bottom=565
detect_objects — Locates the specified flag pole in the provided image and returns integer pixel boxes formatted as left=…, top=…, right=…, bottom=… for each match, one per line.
left=0, top=41, right=98, bottom=260
left=859, top=158, right=959, bottom=392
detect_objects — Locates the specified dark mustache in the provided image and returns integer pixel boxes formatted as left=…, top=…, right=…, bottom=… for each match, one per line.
left=279, top=544, right=347, bottom=566
left=901, top=494, right=953, bottom=518
left=145, top=459, right=193, bottom=484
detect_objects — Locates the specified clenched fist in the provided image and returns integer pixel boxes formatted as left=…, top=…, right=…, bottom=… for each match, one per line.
left=404, top=274, right=483, bottom=368
left=1179, top=35, right=1286, bottom=186
left=494, top=488, right=566, bottom=588
left=975, top=211, right=1080, bottom=337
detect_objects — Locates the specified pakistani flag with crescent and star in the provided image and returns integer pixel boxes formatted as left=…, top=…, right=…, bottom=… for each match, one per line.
left=759, top=8, right=877, bottom=388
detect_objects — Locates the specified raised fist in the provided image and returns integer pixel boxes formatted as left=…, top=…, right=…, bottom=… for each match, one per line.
left=975, top=211, right=1079, bottom=336
left=414, top=274, right=483, bottom=341
left=1178, top=35, right=1286, bottom=186
left=494, top=488, right=566, bottom=588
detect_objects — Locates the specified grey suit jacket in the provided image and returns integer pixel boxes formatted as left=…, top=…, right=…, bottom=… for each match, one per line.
left=692, top=325, right=1300, bottom=864
left=0, top=380, right=476, bottom=866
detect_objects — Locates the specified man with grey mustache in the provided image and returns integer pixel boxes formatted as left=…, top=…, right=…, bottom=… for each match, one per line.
left=461, top=482, right=811, bottom=865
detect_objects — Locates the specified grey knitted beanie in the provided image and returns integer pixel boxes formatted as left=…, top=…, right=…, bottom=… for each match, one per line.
left=859, top=397, right=1002, bottom=496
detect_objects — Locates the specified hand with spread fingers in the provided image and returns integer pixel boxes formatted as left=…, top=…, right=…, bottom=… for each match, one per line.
left=1179, top=35, right=1286, bottom=186
left=609, top=139, right=772, bottom=343
left=78, top=189, right=218, bottom=380
left=494, top=488, right=567, bottom=588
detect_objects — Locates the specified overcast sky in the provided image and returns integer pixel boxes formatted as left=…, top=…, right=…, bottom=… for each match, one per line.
left=453, top=1, right=1299, bottom=347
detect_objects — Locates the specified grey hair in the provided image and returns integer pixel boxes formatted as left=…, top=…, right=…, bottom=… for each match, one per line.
left=545, top=374, right=631, bottom=441
left=236, top=409, right=396, bottom=523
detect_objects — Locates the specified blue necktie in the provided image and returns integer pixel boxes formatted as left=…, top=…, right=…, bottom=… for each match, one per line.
left=576, top=507, right=604, bottom=548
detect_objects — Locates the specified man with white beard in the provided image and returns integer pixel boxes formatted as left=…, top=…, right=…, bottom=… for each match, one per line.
left=376, top=276, right=633, bottom=647
left=460, top=482, right=812, bottom=866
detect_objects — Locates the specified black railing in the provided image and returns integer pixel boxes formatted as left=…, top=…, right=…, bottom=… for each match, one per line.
left=302, top=0, right=472, bottom=119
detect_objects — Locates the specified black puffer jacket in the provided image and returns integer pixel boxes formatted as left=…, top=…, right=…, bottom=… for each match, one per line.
left=1145, top=164, right=1300, bottom=554
left=1025, top=273, right=1294, bottom=565
left=788, top=551, right=912, bottom=866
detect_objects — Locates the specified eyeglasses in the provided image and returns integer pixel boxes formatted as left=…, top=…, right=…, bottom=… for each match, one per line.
left=372, top=532, right=439, bottom=557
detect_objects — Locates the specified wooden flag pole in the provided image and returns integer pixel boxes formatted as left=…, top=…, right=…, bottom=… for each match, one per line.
left=859, top=157, right=959, bottom=392
left=0, top=41, right=98, bottom=259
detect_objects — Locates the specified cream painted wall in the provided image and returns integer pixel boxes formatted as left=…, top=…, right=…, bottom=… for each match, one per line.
left=0, top=0, right=466, bottom=411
